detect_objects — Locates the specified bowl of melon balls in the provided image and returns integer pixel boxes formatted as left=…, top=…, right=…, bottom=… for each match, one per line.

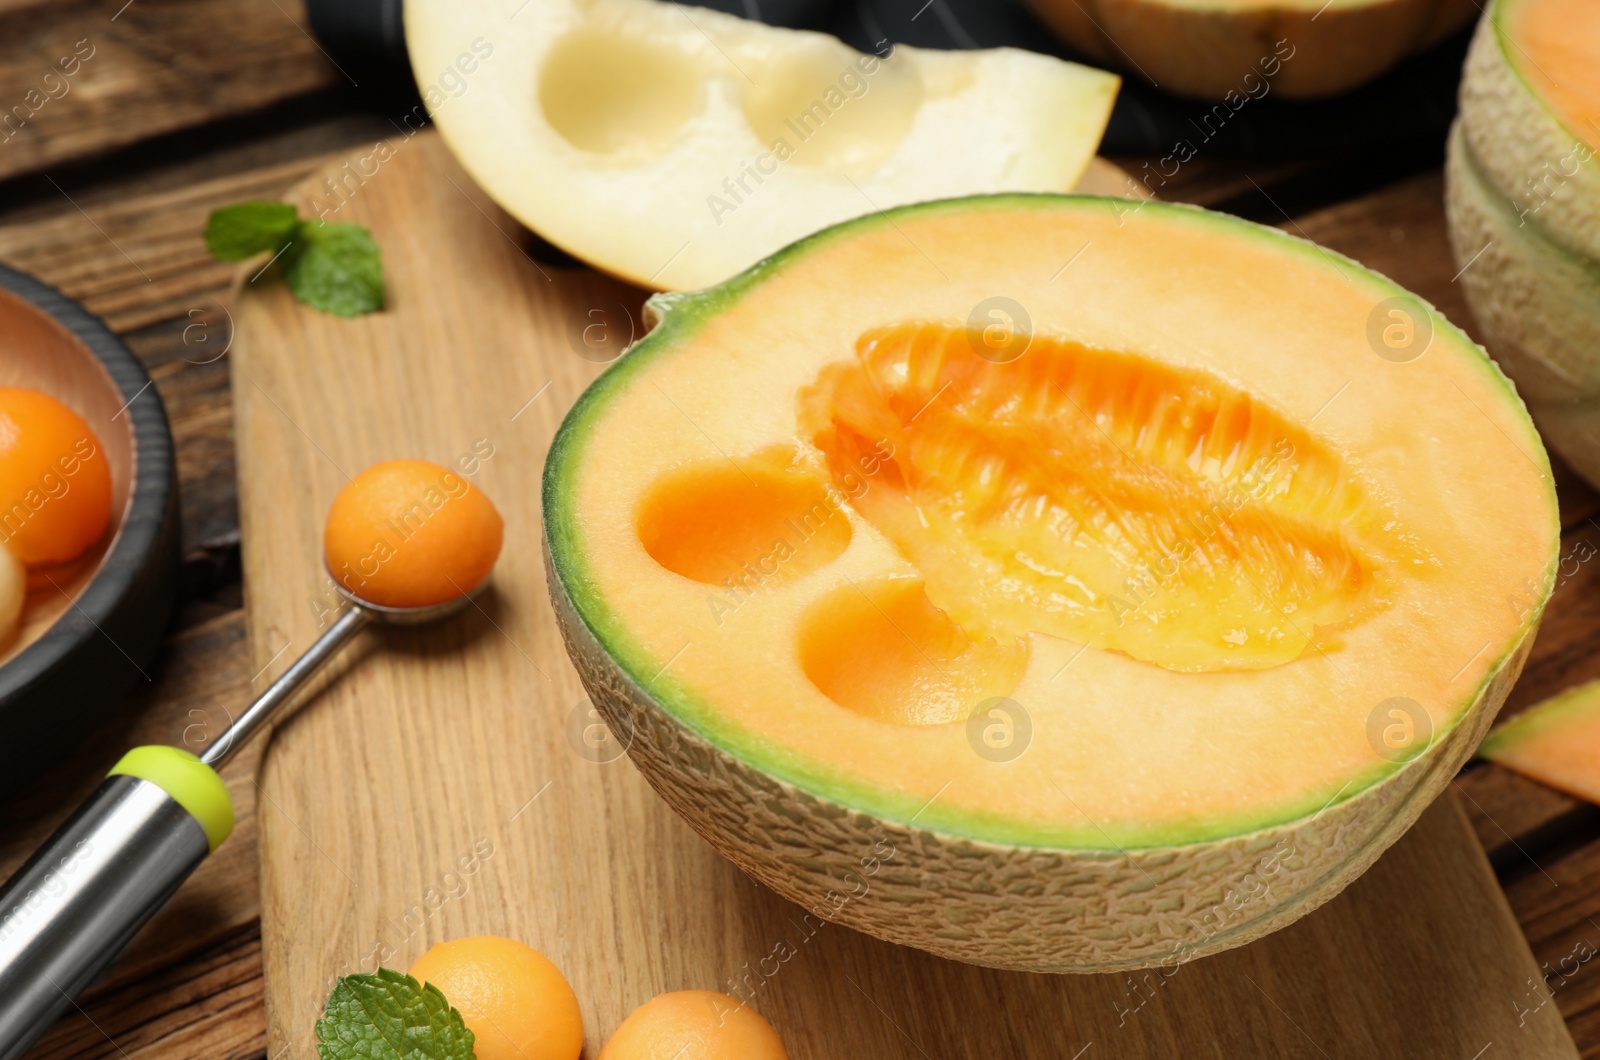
left=0, top=266, right=179, bottom=795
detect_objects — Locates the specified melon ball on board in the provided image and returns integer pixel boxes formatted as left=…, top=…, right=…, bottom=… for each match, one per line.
left=599, top=990, right=789, bottom=1060
left=409, top=936, right=583, bottom=1060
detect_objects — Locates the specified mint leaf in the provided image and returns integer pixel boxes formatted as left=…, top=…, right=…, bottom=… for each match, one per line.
left=284, top=222, right=385, bottom=317
left=315, top=968, right=475, bottom=1060
left=203, top=201, right=299, bottom=261
left=202, top=201, right=385, bottom=317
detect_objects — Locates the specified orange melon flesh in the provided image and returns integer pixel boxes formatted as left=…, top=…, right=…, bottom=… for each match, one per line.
left=550, top=196, right=1558, bottom=848
left=1507, top=0, right=1600, bottom=146
left=799, top=323, right=1398, bottom=674
left=1479, top=680, right=1600, bottom=804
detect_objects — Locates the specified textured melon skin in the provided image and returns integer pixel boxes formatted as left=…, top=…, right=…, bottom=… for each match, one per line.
left=1458, top=0, right=1600, bottom=262
left=546, top=523, right=1538, bottom=973
left=1023, top=0, right=1475, bottom=101
left=1447, top=0, right=1600, bottom=490
left=1445, top=127, right=1600, bottom=487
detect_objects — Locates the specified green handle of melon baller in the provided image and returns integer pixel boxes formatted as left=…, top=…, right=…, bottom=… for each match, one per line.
left=0, top=603, right=374, bottom=1060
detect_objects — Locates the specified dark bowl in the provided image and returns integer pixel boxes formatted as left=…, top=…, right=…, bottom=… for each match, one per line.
left=0, top=266, right=179, bottom=798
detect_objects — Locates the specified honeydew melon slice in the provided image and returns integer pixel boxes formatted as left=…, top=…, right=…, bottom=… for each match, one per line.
left=543, top=194, right=1559, bottom=970
left=404, top=0, right=1119, bottom=291
left=1458, top=0, right=1600, bottom=262
left=1480, top=680, right=1600, bottom=805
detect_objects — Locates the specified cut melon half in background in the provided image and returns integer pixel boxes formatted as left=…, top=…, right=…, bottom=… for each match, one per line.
left=1447, top=0, right=1600, bottom=487
left=1023, top=0, right=1476, bottom=100
left=1458, top=0, right=1600, bottom=261
left=544, top=194, right=1560, bottom=971
left=1480, top=681, right=1600, bottom=805
left=404, top=0, right=1118, bottom=291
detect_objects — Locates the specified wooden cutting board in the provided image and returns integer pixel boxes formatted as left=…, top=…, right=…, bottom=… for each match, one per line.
left=234, top=131, right=1578, bottom=1059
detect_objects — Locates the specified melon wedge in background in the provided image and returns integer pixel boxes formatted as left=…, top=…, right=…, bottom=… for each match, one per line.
left=1446, top=0, right=1600, bottom=488
left=404, top=0, right=1118, bottom=291
left=1023, top=0, right=1475, bottom=100
left=1480, top=681, right=1600, bottom=805
left=544, top=194, right=1560, bottom=971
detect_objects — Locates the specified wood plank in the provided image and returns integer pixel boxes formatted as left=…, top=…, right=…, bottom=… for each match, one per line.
left=234, top=133, right=1576, bottom=1060
left=24, top=925, right=265, bottom=1060
left=1502, top=833, right=1600, bottom=1056
left=0, top=610, right=266, bottom=1060
left=0, top=611, right=259, bottom=971
left=0, top=0, right=340, bottom=183
left=0, top=156, right=336, bottom=333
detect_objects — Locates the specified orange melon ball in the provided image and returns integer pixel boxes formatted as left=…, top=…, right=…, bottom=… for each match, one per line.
left=323, top=459, right=503, bottom=609
left=599, top=991, right=789, bottom=1060
left=409, top=936, right=583, bottom=1060
left=0, top=387, right=113, bottom=567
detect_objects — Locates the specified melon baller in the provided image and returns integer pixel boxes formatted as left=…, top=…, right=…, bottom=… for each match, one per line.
left=0, top=581, right=480, bottom=1060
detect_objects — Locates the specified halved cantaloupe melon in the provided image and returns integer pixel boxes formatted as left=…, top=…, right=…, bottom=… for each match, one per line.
left=543, top=195, right=1558, bottom=971
left=1446, top=0, right=1600, bottom=487
left=1023, top=0, right=1476, bottom=101
left=404, top=0, right=1118, bottom=291
left=1459, top=0, right=1600, bottom=261
left=1480, top=680, right=1600, bottom=805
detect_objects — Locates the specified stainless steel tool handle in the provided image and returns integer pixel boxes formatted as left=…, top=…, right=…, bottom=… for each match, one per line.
left=0, top=773, right=211, bottom=1060
left=0, top=603, right=371, bottom=1058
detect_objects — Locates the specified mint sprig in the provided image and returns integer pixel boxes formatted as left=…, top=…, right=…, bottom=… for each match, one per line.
left=315, top=968, right=475, bottom=1060
left=203, top=201, right=298, bottom=260
left=204, top=200, right=385, bottom=318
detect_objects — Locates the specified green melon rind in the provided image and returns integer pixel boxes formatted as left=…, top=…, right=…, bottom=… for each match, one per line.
left=1445, top=124, right=1600, bottom=485
left=1479, top=679, right=1600, bottom=760
left=544, top=191, right=1555, bottom=858
left=1459, top=0, right=1600, bottom=262
left=545, top=525, right=1540, bottom=970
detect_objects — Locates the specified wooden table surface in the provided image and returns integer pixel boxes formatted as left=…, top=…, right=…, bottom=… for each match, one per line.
left=1, top=2, right=1598, bottom=1057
